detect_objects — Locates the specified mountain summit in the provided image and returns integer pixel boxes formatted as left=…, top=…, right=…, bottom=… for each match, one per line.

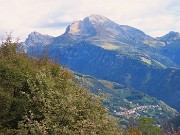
left=25, top=31, right=53, bottom=46
left=87, top=14, right=110, bottom=22
left=64, top=14, right=154, bottom=45
left=65, top=14, right=111, bottom=37
left=157, top=31, right=180, bottom=43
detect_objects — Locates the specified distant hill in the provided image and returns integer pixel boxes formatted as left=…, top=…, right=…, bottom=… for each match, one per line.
left=20, top=14, right=180, bottom=111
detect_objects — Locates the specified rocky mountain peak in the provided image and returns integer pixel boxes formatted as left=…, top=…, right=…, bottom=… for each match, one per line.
left=157, top=31, right=180, bottom=43
left=29, top=31, right=43, bottom=36
left=25, top=31, right=53, bottom=46
left=64, top=15, right=97, bottom=37
left=168, top=31, right=179, bottom=36
left=64, top=14, right=152, bottom=43
left=85, top=14, right=110, bottom=23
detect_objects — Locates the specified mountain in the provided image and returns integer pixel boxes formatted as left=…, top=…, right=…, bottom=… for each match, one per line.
left=21, top=14, right=180, bottom=111
left=53, top=14, right=176, bottom=67
left=74, top=73, right=177, bottom=127
left=158, top=31, right=180, bottom=66
left=25, top=31, right=54, bottom=46
left=19, top=32, right=54, bottom=54
left=64, top=14, right=154, bottom=43
left=63, top=14, right=160, bottom=46
left=157, top=31, right=180, bottom=43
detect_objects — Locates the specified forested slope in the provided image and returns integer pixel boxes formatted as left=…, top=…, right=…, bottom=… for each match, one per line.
left=0, top=37, right=120, bottom=134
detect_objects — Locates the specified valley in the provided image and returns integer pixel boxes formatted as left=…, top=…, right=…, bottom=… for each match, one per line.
left=74, top=73, right=177, bottom=127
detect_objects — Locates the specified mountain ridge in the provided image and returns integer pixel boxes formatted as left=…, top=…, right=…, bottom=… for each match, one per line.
left=63, top=14, right=161, bottom=47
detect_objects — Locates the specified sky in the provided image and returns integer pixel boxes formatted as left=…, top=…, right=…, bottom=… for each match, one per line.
left=0, top=0, right=180, bottom=41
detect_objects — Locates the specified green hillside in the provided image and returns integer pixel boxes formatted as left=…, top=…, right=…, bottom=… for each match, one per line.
left=0, top=38, right=120, bottom=134
left=74, top=73, right=178, bottom=127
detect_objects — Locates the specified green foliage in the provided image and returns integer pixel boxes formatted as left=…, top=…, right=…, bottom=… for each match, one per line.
left=0, top=37, right=121, bottom=134
left=137, top=117, right=161, bottom=135
left=124, top=117, right=161, bottom=135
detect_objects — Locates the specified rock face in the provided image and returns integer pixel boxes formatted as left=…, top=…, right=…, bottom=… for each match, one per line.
left=22, top=14, right=180, bottom=111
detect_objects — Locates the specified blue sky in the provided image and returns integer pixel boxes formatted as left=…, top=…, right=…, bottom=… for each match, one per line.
left=0, top=0, right=179, bottom=40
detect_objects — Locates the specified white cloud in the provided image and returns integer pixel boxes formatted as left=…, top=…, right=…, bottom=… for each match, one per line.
left=0, top=0, right=179, bottom=40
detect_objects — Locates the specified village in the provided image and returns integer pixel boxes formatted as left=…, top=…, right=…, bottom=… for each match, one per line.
left=114, top=105, right=159, bottom=118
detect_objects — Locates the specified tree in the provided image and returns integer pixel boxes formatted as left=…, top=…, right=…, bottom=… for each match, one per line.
left=137, top=117, right=161, bottom=135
